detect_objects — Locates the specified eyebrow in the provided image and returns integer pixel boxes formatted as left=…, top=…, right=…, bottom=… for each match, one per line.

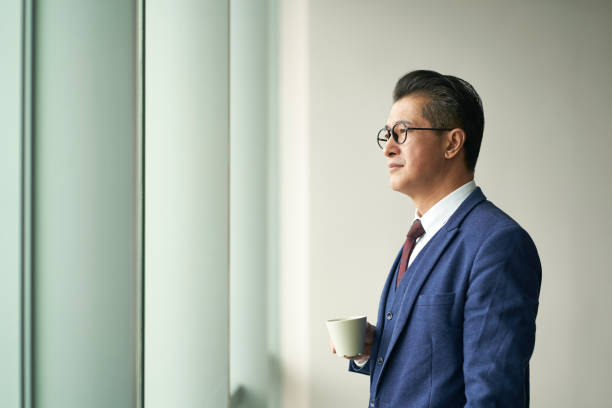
left=385, top=120, right=415, bottom=130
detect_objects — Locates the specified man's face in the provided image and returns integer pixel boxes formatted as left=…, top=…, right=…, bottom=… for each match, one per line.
left=383, top=94, right=448, bottom=196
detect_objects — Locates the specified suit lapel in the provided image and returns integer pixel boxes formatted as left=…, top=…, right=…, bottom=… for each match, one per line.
left=374, top=187, right=486, bottom=388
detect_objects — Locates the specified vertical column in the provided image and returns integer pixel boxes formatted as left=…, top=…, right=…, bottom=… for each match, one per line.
left=0, top=1, right=23, bottom=407
left=229, top=0, right=270, bottom=407
left=266, top=2, right=282, bottom=407
left=34, top=1, right=139, bottom=406
left=145, top=1, right=230, bottom=407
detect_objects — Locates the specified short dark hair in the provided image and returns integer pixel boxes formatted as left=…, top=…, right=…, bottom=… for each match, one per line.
left=393, top=70, right=484, bottom=172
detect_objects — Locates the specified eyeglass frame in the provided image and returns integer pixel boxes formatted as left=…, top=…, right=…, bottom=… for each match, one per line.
left=377, top=121, right=453, bottom=149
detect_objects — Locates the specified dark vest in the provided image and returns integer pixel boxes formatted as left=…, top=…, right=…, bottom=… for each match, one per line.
left=370, top=245, right=429, bottom=388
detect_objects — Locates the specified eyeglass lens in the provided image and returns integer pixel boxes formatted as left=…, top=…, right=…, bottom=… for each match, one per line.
left=377, top=123, right=407, bottom=149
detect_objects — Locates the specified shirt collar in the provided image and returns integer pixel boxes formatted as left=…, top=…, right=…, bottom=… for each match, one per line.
left=414, top=180, right=477, bottom=235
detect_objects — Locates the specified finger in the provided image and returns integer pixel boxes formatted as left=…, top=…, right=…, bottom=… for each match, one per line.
left=366, top=331, right=374, bottom=341
left=329, top=338, right=336, bottom=354
left=343, top=353, right=370, bottom=360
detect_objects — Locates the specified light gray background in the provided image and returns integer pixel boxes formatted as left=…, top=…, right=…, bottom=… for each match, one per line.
left=279, top=0, right=612, bottom=407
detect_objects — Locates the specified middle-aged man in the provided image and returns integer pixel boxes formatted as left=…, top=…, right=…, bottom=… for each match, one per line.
left=330, top=70, right=542, bottom=407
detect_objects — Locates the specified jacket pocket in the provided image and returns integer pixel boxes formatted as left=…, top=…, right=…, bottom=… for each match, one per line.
left=414, top=292, right=460, bottom=330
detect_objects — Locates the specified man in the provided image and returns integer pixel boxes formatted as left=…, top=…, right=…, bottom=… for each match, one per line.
left=330, top=70, right=541, bottom=407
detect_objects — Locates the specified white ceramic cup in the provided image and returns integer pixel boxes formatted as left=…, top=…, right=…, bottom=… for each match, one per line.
left=326, top=315, right=367, bottom=357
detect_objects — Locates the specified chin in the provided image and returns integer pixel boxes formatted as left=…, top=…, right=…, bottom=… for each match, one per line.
left=389, top=180, right=406, bottom=194
left=389, top=177, right=414, bottom=196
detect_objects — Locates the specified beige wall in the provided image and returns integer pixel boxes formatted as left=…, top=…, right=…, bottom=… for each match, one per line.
left=280, top=0, right=612, bottom=407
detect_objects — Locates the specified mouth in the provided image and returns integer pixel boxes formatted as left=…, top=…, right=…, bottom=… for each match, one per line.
left=389, top=164, right=403, bottom=172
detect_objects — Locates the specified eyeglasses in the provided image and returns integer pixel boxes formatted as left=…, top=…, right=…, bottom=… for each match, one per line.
left=377, top=122, right=452, bottom=149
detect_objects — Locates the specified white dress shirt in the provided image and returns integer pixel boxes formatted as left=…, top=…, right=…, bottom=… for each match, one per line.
left=407, top=180, right=477, bottom=267
left=353, top=179, right=476, bottom=367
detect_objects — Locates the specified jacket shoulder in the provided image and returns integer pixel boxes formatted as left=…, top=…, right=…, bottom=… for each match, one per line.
left=459, top=200, right=538, bottom=255
left=463, top=200, right=524, bottom=235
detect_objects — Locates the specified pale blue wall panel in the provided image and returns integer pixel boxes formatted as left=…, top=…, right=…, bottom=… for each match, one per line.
left=145, top=1, right=230, bottom=407
left=229, top=1, right=270, bottom=407
left=34, top=1, right=138, bottom=406
left=0, top=1, right=23, bottom=406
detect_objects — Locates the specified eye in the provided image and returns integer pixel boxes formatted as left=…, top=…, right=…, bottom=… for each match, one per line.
left=393, top=125, right=407, bottom=136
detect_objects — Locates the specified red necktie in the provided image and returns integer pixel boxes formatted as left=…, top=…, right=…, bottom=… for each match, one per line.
left=396, top=219, right=426, bottom=288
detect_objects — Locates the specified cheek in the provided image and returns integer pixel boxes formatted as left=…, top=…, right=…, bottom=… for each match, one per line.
left=402, top=146, right=426, bottom=170
left=405, top=140, right=442, bottom=172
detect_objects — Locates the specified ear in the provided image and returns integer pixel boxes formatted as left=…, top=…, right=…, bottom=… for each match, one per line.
left=444, top=128, right=466, bottom=159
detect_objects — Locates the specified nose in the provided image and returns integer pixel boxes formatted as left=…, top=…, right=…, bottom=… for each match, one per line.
left=383, top=136, right=398, bottom=157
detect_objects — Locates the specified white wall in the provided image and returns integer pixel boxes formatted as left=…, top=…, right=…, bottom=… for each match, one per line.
left=279, top=0, right=612, bottom=406
left=278, top=0, right=310, bottom=407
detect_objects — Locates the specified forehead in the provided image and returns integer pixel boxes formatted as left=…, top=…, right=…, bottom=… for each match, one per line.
left=386, top=94, right=431, bottom=127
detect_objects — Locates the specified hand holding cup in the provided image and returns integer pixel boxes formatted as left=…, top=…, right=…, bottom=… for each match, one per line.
left=327, top=317, right=375, bottom=363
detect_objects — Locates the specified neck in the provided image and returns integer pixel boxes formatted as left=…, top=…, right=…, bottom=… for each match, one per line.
left=412, top=173, right=474, bottom=217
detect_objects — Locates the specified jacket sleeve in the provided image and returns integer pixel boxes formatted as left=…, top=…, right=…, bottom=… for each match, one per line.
left=348, top=358, right=371, bottom=376
left=463, top=226, right=542, bottom=407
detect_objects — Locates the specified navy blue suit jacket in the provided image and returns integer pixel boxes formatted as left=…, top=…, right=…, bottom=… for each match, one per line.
left=349, top=187, right=541, bottom=408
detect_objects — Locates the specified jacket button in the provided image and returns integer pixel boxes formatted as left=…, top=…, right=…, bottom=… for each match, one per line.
left=386, top=312, right=392, bottom=320
left=376, top=356, right=383, bottom=364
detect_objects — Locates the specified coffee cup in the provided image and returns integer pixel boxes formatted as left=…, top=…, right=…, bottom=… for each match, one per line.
left=326, top=315, right=367, bottom=357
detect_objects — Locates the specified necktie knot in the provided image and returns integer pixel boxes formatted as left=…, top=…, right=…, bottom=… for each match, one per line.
left=407, top=219, right=425, bottom=241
